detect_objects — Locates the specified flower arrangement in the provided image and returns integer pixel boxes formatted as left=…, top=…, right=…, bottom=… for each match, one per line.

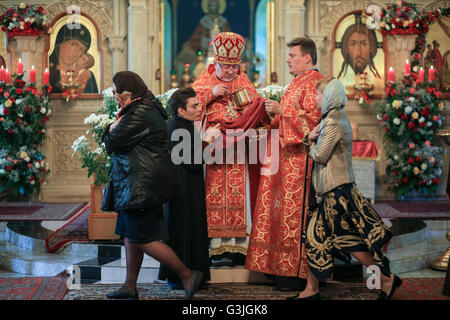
left=379, top=1, right=440, bottom=72
left=256, top=85, right=286, bottom=103
left=72, top=88, right=118, bottom=186
left=0, top=72, right=52, bottom=199
left=0, top=145, right=48, bottom=197
left=0, top=80, right=52, bottom=147
left=377, top=69, right=444, bottom=198
left=62, top=88, right=78, bottom=103
left=377, top=83, right=444, bottom=145
left=379, top=1, right=440, bottom=36
left=384, top=143, right=442, bottom=197
left=0, top=3, right=49, bottom=37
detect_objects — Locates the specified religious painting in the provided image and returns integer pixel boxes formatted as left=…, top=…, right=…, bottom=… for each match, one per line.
left=164, top=0, right=265, bottom=89
left=48, top=14, right=101, bottom=95
left=424, top=16, right=450, bottom=96
left=332, top=12, right=385, bottom=98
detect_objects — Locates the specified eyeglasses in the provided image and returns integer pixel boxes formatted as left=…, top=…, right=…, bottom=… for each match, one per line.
left=218, top=63, right=240, bottom=71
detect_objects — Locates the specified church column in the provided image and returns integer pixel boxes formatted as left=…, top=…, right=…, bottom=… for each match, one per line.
left=147, top=0, right=162, bottom=93
left=281, top=0, right=306, bottom=85
left=108, top=0, right=128, bottom=75
left=127, top=0, right=150, bottom=84
left=307, top=0, right=326, bottom=70
left=385, top=34, right=418, bottom=81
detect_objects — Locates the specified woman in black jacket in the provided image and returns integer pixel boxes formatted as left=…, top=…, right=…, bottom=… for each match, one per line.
left=103, top=71, right=202, bottom=299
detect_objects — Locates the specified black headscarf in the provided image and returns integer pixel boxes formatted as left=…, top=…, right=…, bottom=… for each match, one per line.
left=113, top=71, right=167, bottom=120
left=113, top=71, right=150, bottom=100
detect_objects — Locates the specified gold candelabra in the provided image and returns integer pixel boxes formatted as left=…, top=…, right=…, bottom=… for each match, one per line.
left=170, top=71, right=179, bottom=89
left=180, top=63, right=193, bottom=88
left=253, top=71, right=260, bottom=88
left=431, top=129, right=450, bottom=271
left=61, top=70, right=80, bottom=102
left=353, top=72, right=374, bottom=94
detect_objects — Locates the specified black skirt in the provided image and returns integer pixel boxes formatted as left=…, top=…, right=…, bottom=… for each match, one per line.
left=303, top=183, right=393, bottom=281
left=115, top=206, right=169, bottom=244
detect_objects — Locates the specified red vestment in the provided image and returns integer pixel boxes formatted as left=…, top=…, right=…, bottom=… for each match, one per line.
left=245, top=70, right=324, bottom=278
left=192, top=64, right=269, bottom=238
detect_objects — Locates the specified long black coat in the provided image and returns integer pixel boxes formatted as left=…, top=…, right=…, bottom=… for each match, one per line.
left=444, top=260, right=450, bottom=297
left=103, top=96, right=176, bottom=211
left=158, top=116, right=210, bottom=285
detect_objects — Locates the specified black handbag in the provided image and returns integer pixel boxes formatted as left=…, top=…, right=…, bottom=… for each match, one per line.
left=101, top=175, right=115, bottom=212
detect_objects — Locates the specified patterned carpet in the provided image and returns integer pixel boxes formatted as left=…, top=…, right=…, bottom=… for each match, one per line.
left=0, top=202, right=88, bottom=221
left=64, top=281, right=378, bottom=300
left=394, top=278, right=449, bottom=300
left=0, top=273, right=69, bottom=300
left=0, top=276, right=446, bottom=300
left=63, top=278, right=450, bottom=300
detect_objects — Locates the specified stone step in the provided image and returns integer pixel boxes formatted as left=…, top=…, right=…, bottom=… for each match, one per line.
left=5, top=221, right=125, bottom=258
left=387, top=219, right=428, bottom=250
left=0, top=239, right=96, bottom=277
left=384, top=238, right=449, bottom=275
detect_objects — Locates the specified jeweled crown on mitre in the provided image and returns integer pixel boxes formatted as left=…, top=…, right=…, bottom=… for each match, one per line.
left=213, top=32, right=245, bottom=65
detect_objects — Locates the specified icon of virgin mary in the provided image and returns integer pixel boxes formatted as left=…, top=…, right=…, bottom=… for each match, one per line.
left=49, top=24, right=98, bottom=94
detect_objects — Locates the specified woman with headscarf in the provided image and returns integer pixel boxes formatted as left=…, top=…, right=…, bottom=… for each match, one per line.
left=287, top=77, right=401, bottom=300
left=102, top=71, right=203, bottom=299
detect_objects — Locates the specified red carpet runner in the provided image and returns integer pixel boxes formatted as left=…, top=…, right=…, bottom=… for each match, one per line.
left=393, top=278, right=449, bottom=300
left=45, top=206, right=90, bottom=253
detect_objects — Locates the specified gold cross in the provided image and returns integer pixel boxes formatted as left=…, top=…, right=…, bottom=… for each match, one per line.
left=226, top=99, right=238, bottom=119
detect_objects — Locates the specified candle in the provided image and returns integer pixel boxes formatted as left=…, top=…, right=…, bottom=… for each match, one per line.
left=17, top=58, right=23, bottom=74
left=29, top=65, right=36, bottom=83
left=43, top=68, right=49, bottom=85
left=428, top=65, right=435, bottom=82
left=0, top=66, right=5, bottom=82
left=5, top=69, right=11, bottom=84
left=417, top=67, right=425, bottom=83
left=404, top=59, right=410, bottom=76
left=387, top=67, right=395, bottom=82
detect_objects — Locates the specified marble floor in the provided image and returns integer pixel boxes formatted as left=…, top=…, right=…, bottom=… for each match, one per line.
left=0, top=214, right=449, bottom=300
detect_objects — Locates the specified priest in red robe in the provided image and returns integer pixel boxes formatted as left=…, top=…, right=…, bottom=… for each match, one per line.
left=246, top=37, right=324, bottom=287
left=192, top=32, right=270, bottom=264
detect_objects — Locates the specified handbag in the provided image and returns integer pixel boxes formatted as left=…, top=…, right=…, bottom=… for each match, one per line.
left=101, top=180, right=115, bottom=211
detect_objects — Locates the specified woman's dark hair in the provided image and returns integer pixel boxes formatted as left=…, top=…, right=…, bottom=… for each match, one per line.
left=287, top=37, right=317, bottom=65
left=169, top=87, right=197, bottom=117
left=113, top=71, right=149, bottom=100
